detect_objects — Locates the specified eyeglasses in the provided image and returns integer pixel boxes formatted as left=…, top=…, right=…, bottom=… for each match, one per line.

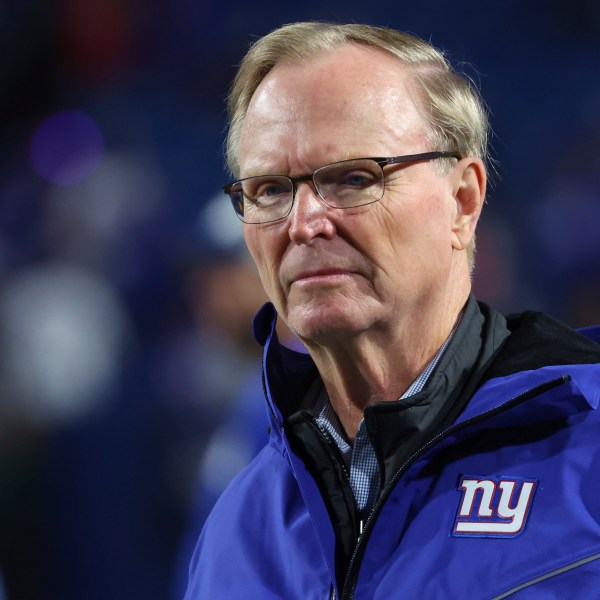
left=223, top=151, right=461, bottom=224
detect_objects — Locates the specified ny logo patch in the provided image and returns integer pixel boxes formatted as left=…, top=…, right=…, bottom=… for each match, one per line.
left=451, top=475, right=538, bottom=538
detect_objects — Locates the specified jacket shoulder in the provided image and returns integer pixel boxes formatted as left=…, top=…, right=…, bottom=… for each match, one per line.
left=483, top=310, right=600, bottom=383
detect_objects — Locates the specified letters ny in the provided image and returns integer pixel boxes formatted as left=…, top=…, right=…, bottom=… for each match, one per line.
left=452, top=475, right=538, bottom=538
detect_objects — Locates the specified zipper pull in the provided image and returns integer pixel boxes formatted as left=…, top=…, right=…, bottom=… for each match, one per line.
left=359, top=519, right=364, bottom=537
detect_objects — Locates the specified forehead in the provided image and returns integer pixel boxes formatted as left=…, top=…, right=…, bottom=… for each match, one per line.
left=238, top=44, right=429, bottom=175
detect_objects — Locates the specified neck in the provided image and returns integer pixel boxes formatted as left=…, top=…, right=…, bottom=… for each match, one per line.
left=302, top=283, right=470, bottom=440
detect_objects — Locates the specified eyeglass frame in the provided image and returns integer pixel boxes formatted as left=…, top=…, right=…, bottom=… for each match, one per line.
left=223, top=150, right=462, bottom=224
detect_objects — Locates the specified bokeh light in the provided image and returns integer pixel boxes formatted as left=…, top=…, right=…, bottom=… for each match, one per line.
left=0, top=263, right=128, bottom=425
left=29, top=110, right=105, bottom=185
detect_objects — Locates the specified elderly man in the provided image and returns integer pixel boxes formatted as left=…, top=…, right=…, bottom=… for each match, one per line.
left=185, top=22, right=600, bottom=599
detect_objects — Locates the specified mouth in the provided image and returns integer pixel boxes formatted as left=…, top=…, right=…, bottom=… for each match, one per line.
left=290, top=268, right=359, bottom=286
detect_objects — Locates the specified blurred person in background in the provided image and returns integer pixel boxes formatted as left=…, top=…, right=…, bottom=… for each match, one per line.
left=185, top=22, right=600, bottom=599
left=0, top=3, right=237, bottom=597
left=172, top=195, right=302, bottom=599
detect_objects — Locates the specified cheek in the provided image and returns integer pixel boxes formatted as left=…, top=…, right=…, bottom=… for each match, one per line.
left=403, top=186, right=453, bottom=238
left=370, top=192, right=453, bottom=279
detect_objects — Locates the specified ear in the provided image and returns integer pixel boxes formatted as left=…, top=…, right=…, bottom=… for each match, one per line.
left=450, top=157, right=486, bottom=252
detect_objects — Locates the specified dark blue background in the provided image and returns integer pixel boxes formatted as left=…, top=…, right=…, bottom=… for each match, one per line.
left=1, top=1, right=599, bottom=598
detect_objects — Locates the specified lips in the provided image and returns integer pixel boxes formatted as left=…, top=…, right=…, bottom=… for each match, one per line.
left=289, top=267, right=358, bottom=285
left=281, top=243, right=367, bottom=290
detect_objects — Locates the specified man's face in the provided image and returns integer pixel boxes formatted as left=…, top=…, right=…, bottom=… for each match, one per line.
left=238, top=44, right=470, bottom=344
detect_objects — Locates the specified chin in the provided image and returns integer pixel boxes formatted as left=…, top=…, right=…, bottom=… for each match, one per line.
left=286, top=302, right=370, bottom=343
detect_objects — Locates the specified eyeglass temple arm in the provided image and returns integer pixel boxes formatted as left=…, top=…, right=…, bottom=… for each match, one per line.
left=385, top=151, right=461, bottom=165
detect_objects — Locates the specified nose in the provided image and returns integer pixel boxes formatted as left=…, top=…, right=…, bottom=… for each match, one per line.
left=287, top=181, right=336, bottom=244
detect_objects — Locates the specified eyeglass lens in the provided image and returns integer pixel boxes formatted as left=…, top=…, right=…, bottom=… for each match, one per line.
left=231, top=158, right=385, bottom=223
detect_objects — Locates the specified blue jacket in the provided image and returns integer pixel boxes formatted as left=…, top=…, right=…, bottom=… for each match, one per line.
left=185, top=297, right=600, bottom=599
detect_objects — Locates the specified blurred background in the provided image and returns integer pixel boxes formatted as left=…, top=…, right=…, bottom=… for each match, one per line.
left=0, top=1, right=599, bottom=598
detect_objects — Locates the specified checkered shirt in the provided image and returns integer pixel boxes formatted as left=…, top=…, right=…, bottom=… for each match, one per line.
left=314, top=325, right=458, bottom=515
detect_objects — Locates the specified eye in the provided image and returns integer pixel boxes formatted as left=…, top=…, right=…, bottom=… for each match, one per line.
left=338, top=171, right=377, bottom=188
left=256, top=182, right=288, bottom=199
left=329, top=166, right=379, bottom=192
left=317, top=160, right=381, bottom=192
left=243, top=177, right=291, bottom=207
left=253, top=184, right=289, bottom=208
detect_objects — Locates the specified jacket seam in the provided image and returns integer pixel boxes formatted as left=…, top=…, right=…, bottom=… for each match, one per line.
left=491, top=550, right=600, bottom=599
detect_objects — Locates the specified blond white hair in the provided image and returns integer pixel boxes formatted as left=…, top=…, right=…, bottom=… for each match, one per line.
left=226, top=22, right=489, bottom=269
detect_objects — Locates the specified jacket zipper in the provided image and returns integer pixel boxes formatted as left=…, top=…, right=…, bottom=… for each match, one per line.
left=311, top=420, right=361, bottom=528
left=339, top=375, right=572, bottom=600
left=313, top=422, right=353, bottom=483
left=308, top=420, right=361, bottom=600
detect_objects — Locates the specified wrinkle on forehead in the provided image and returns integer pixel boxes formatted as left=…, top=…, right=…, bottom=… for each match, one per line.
left=238, top=44, right=429, bottom=177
